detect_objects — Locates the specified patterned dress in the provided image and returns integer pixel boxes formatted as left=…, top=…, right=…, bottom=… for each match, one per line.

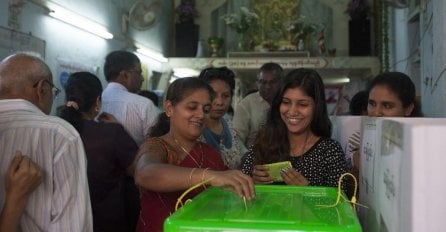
left=200, top=118, right=247, bottom=169
left=241, top=137, right=348, bottom=187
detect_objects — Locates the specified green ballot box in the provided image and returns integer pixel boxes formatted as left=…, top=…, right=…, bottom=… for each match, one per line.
left=164, top=185, right=362, bottom=232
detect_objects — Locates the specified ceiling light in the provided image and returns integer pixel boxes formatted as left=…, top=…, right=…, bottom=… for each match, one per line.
left=172, top=68, right=200, bottom=78
left=48, top=2, right=113, bottom=39
left=324, top=77, right=350, bottom=84
left=136, top=46, right=168, bottom=63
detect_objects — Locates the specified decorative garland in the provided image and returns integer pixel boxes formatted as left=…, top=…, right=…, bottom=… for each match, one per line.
left=383, top=3, right=389, bottom=72
left=374, top=0, right=389, bottom=72
left=374, top=0, right=381, bottom=71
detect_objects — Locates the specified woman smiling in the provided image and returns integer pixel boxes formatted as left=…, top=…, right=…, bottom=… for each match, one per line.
left=242, top=68, right=348, bottom=188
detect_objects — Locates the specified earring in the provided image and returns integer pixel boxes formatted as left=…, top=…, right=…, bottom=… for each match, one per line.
left=95, top=106, right=100, bottom=112
left=165, top=112, right=170, bottom=117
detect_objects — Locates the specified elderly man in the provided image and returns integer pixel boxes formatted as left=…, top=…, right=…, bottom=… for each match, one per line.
left=0, top=53, right=93, bottom=231
left=232, top=62, right=284, bottom=149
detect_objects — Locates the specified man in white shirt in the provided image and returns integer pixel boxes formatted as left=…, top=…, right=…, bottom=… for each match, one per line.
left=101, top=50, right=159, bottom=231
left=232, top=62, right=284, bottom=149
left=0, top=53, right=93, bottom=231
left=101, top=50, right=159, bottom=146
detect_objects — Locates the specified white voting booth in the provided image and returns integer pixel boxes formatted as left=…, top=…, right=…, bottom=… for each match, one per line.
left=330, top=116, right=362, bottom=168
left=331, top=116, right=446, bottom=232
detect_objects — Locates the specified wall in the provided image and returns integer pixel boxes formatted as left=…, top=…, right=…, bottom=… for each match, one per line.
left=388, top=7, right=423, bottom=104
left=387, top=0, right=445, bottom=117
left=424, top=0, right=444, bottom=116
left=0, top=0, right=172, bottom=115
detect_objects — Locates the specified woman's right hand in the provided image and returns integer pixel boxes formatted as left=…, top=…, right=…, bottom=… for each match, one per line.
left=251, top=165, right=274, bottom=184
left=207, top=169, right=255, bottom=200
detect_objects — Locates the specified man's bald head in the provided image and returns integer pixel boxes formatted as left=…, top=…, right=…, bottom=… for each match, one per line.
left=0, top=53, right=54, bottom=114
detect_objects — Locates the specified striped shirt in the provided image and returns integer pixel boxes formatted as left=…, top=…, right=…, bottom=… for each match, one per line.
left=0, top=99, right=93, bottom=232
left=101, top=82, right=160, bottom=145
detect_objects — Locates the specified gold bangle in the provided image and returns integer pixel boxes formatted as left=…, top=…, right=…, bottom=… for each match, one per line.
left=189, top=168, right=197, bottom=187
left=201, top=168, right=209, bottom=183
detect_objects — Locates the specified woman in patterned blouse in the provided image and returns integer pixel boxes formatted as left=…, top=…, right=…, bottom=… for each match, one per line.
left=241, top=68, right=348, bottom=187
left=198, top=67, right=247, bottom=169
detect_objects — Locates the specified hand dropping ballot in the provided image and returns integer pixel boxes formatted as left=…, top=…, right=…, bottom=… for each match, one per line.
left=264, top=161, right=292, bottom=182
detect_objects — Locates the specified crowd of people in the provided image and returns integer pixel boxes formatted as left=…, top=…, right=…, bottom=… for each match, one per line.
left=0, top=50, right=422, bottom=231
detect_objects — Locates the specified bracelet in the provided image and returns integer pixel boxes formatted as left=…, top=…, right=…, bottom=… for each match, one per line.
left=201, top=168, right=209, bottom=188
left=189, top=168, right=197, bottom=187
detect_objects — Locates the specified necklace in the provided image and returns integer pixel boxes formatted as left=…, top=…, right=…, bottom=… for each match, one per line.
left=292, top=131, right=310, bottom=157
left=171, top=134, right=204, bottom=167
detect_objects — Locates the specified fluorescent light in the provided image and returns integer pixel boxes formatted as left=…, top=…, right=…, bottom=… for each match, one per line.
left=48, top=3, right=113, bottom=39
left=172, top=68, right=200, bottom=78
left=136, top=46, right=168, bottom=63
left=324, top=77, right=350, bottom=84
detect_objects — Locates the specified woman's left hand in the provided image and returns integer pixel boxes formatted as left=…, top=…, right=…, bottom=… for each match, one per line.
left=281, top=168, right=309, bottom=186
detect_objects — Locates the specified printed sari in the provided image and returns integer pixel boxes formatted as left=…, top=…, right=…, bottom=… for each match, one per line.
left=136, top=137, right=227, bottom=232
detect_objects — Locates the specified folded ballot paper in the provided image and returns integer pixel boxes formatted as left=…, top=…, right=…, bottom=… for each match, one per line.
left=264, top=161, right=292, bottom=182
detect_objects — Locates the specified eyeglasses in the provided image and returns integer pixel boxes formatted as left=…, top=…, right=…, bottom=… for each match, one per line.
left=257, top=78, right=280, bottom=86
left=33, top=79, right=61, bottom=98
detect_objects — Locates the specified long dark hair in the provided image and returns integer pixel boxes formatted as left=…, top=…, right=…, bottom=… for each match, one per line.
left=367, top=72, right=423, bottom=117
left=253, top=68, right=332, bottom=164
left=59, top=72, right=103, bottom=133
left=149, top=77, right=214, bottom=137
